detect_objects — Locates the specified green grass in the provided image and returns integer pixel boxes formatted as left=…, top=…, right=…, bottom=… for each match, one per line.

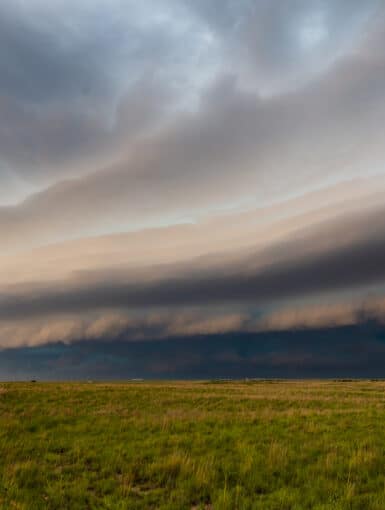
left=1, top=380, right=385, bottom=509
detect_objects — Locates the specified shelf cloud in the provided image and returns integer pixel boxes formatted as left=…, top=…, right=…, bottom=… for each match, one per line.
left=1, top=1, right=385, bottom=376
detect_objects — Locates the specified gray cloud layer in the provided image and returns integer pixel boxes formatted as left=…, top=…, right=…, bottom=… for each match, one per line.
left=0, top=0, right=215, bottom=199
left=1, top=1, right=385, bottom=350
left=3, top=48, right=385, bottom=249
left=1, top=0, right=384, bottom=209
left=2, top=199, right=385, bottom=322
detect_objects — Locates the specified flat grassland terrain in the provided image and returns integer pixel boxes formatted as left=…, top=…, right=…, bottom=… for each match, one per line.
left=1, top=381, right=385, bottom=509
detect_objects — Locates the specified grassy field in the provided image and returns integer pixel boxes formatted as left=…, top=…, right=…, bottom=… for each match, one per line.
left=1, top=381, right=385, bottom=509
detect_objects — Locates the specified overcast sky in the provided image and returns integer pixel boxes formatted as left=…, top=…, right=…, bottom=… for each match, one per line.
left=1, top=0, right=385, bottom=377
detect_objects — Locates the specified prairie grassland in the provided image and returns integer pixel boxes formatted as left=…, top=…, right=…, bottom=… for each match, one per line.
left=0, top=380, right=385, bottom=509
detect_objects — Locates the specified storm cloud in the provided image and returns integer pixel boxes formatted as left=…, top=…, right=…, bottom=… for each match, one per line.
left=1, top=1, right=385, bottom=375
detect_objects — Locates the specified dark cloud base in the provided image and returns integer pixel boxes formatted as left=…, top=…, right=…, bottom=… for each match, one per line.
left=2, top=322, right=385, bottom=381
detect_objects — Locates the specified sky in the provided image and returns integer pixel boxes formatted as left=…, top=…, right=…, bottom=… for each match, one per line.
left=2, top=0, right=385, bottom=379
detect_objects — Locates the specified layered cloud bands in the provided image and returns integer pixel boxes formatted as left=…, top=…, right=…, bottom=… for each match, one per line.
left=1, top=1, right=385, bottom=359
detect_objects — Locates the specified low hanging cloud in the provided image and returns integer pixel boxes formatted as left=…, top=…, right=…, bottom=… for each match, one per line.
left=0, top=311, right=249, bottom=349
left=2, top=295, right=385, bottom=350
left=258, top=298, right=385, bottom=332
